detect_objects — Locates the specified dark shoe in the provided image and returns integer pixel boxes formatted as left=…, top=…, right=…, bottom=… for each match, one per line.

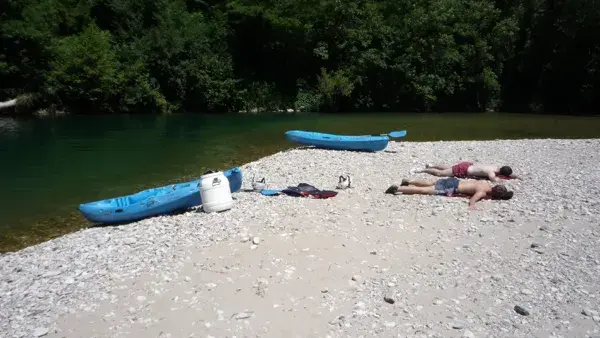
left=401, top=179, right=410, bottom=186
left=385, top=185, right=399, bottom=194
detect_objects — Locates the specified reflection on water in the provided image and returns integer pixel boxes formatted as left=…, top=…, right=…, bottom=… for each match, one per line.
left=0, top=117, right=20, bottom=135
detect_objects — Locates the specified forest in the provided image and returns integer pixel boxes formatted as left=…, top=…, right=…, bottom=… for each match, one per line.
left=1, top=0, right=598, bottom=114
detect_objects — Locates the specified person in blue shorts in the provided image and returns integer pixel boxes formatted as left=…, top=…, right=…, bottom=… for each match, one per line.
left=385, top=177, right=513, bottom=209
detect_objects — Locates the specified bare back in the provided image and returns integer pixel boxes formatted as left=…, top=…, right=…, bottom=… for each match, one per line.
left=466, top=164, right=497, bottom=177
left=456, top=180, right=491, bottom=195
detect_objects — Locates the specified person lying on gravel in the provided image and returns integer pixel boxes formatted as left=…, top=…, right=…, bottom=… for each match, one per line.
left=409, top=162, right=519, bottom=182
left=385, top=177, right=514, bottom=209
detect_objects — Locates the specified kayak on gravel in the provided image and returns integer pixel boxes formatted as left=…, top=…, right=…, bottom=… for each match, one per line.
left=78, top=167, right=242, bottom=224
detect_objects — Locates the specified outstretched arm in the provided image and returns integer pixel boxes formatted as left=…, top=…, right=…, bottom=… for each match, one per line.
left=488, top=171, right=502, bottom=182
left=469, top=191, right=487, bottom=209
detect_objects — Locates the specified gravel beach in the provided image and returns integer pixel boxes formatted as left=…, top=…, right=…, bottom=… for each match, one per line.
left=2, top=139, right=600, bottom=338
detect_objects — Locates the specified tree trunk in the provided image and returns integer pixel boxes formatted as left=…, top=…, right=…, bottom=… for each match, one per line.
left=0, top=98, right=17, bottom=111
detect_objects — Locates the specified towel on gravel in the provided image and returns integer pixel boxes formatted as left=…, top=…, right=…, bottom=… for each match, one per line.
left=261, top=183, right=338, bottom=199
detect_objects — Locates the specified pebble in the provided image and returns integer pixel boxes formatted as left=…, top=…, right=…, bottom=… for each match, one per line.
left=233, top=312, right=253, bottom=320
left=42, top=270, right=61, bottom=278
left=452, top=322, right=466, bottom=329
left=583, top=309, right=599, bottom=317
left=383, top=295, right=395, bottom=304
left=252, top=237, right=260, bottom=245
left=514, top=305, right=530, bottom=316
left=521, top=289, right=533, bottom=295
left=33, top=327, right=49, bottom=337
left=462, top=329, right=475, bottom=338
left=123, top=237, right=137, bottom=245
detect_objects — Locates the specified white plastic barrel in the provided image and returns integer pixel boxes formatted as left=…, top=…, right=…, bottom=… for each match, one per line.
left=199, top=171, right=233, bottom=213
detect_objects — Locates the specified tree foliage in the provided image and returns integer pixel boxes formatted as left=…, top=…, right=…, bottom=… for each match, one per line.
left=1, top=0, right=598, bottom=114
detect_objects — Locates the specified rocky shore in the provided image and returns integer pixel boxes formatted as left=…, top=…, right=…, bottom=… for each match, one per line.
left=1, top=139, right=600, bottom=338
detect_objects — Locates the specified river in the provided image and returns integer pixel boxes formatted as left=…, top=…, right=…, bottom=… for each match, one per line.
left=1, top=112, right=600, bottom=252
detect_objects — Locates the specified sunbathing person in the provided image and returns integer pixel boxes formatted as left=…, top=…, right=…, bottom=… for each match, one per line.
left=409, top=162, right=519, bottom=182
left=385, top=177, right=513, bottom=209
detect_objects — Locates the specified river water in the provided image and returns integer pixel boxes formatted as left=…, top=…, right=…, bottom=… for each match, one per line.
left=1, top=112, right=599, bottom=251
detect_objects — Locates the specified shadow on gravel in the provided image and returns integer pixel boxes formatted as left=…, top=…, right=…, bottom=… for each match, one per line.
left=88, top=208, right=192, bottom=228
left=88, top=197, right=240, bottom=228
left=288, top=146, right=386, bottom=153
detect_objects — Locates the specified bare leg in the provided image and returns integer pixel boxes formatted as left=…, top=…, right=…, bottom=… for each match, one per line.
left=395, top=185, right=435, bottom=195
left=419, top=168, right=453, bottom=177
left=405, top=178, right=437, bottom=187
left=427, top=164, right=451, bottom=170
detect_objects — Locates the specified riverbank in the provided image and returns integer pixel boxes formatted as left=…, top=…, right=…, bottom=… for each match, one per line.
left=2, top=139, right=600, bottom=338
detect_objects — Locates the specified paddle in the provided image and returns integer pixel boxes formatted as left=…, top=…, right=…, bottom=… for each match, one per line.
left=387, top=130, right=407, bottom=138
left=373, top=130, right=407, bottom=138
left=260, top=189, right=281, bottom=196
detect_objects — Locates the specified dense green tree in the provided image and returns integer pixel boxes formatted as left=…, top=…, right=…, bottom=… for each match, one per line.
left=45, top=24, right=167, bottom=113
left=0, top=0, right=598, bottom=114
left=1, top=0, right=92, bottom=99
left=131, top=0, right=235, bottom=111
left=501, top=0, right=600, bottom=113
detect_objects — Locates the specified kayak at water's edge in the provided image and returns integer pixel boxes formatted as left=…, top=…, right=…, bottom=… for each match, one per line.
left=78, top=167, right=242, bottom=224
left=285, top=130, right=389, bottom=152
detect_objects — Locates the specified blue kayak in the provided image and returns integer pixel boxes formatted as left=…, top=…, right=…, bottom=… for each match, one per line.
left=78, top=167, right=243, bottom=224
left=285, top=130, right=389, bottom=152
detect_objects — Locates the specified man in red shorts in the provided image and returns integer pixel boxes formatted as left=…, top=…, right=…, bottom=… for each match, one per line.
left=409, top=162, right=519, bottom=182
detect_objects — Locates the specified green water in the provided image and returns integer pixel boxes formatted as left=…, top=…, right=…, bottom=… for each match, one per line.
left=1, top=112, right=600, bottom=252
